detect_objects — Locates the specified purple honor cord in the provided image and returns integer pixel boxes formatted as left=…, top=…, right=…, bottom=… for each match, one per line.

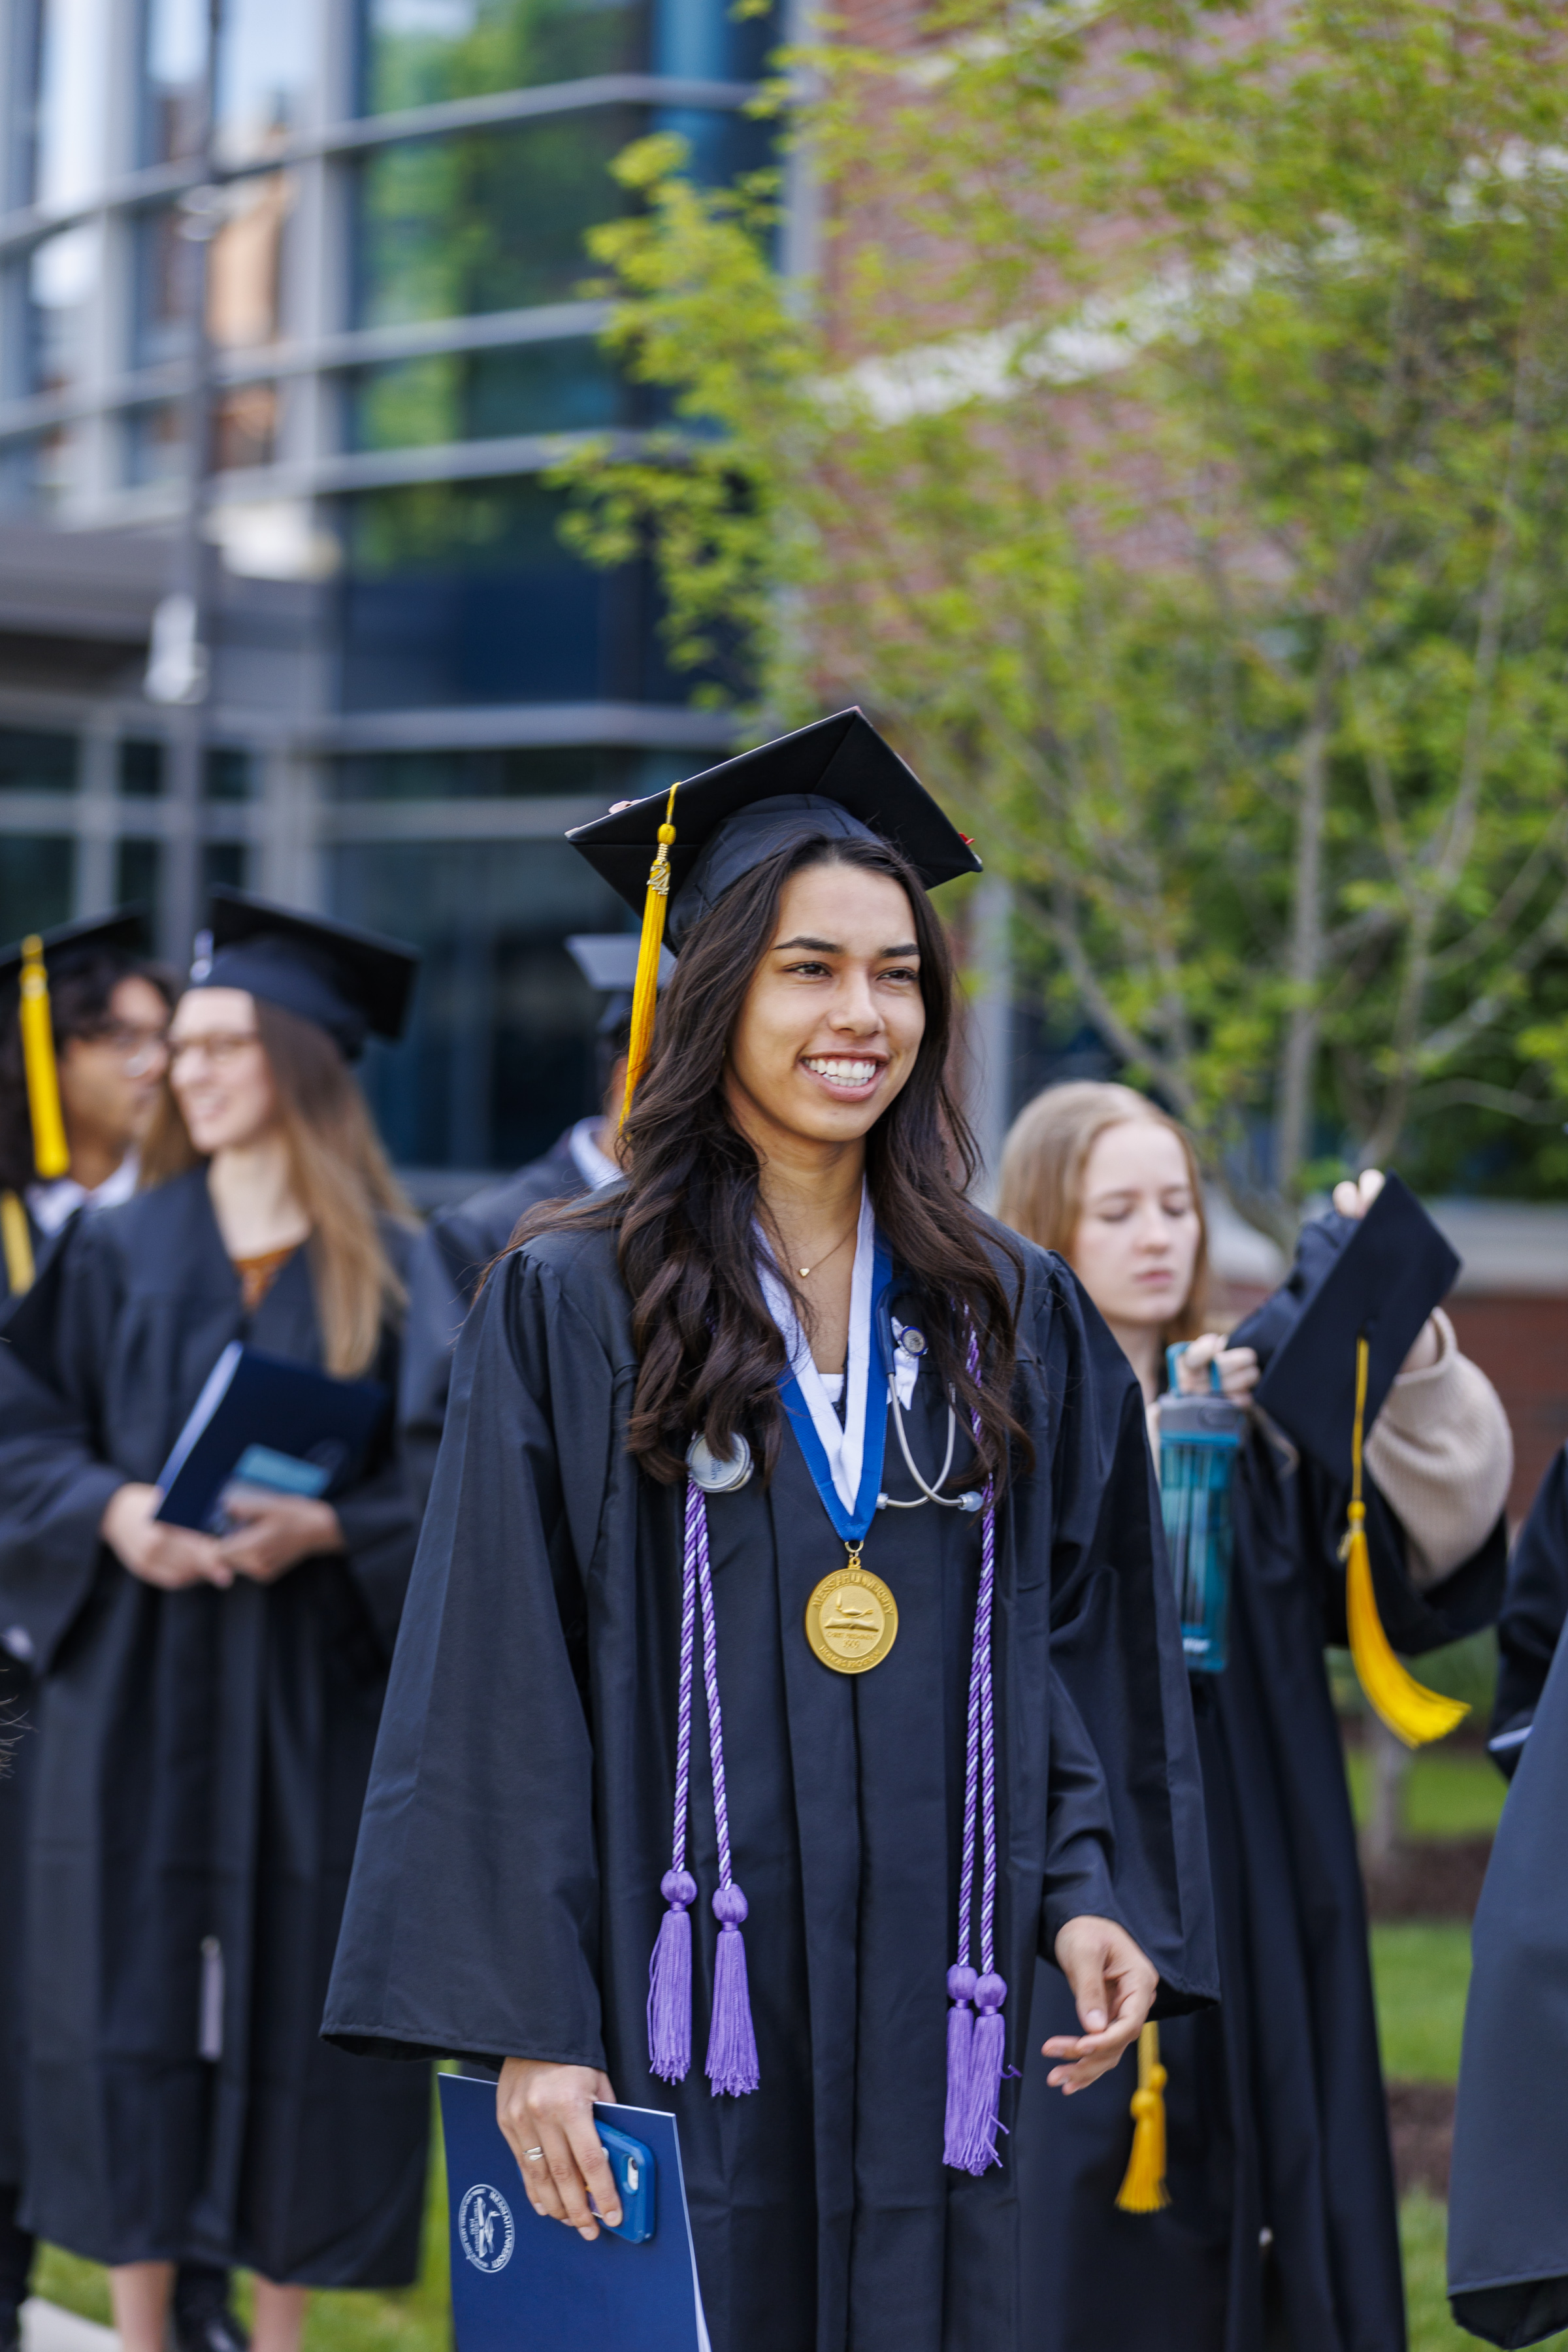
left=646, top=1479, right=760, bottom=2096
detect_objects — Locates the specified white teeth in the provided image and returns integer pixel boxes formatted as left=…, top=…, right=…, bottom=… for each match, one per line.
left=804, top=1058, right=879, bottom=1083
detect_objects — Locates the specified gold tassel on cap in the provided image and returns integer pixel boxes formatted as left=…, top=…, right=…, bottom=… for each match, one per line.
left=1116, top=2021, right=1170, bottom=2213
left=620, top=781, right=680, bottom=1127
left=1, top=1190, right=35, bottom=1296
left=1344, top=1333, right=1467, bottom=1747
left=19, top=935, right=69, bottom=1181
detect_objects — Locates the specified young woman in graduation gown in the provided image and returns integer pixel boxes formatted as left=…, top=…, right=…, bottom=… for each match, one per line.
left=998, top=1083, right=1512, bottom=2352
left=325, top=717, right=1218, bottom=2352
left=0, top=894, right=432, bottom=2352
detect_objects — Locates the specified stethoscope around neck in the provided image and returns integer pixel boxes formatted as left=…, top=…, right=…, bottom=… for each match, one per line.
left=686, top=1298, right=981, bottom=1512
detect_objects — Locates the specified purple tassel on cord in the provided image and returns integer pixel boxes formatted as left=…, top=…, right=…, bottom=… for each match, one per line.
left=944, top=1326, right=1007, bottom=2176
left=706, top=1884, right=760, bottom=2096
left=647, top=1869, right=696, bottom=2082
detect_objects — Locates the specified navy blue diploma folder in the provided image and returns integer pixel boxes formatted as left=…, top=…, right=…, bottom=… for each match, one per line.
left=438, top=2073, right=710, bottom=2352
left=153, top=1342, right=387, bottom=1532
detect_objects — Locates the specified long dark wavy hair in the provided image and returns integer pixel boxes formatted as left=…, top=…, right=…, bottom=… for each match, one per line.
left=517, top=829, right=1030, bottom=1488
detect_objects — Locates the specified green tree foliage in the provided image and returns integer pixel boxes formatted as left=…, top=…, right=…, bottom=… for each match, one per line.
left=557, top=0, right=1568, bottom=1232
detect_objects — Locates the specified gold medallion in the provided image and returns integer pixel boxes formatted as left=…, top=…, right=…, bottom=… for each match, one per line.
left=804, top=1556, right=899, bottom=1674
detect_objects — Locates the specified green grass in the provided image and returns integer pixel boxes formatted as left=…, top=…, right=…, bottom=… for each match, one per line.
left=1404, top=2189, right=1568, bottom=2352
left=1345, top=1741, right=1507, bottom=1841
left=1371, top=1921, right=1474, bottom=2083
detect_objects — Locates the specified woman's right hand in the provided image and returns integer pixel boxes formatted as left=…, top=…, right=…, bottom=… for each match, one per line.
left=1176, top=1331, right=1259, bottom=1402
left=497, top=2057, right=621, bottom=2240
left=100, top=1484, right=233, bottom=1590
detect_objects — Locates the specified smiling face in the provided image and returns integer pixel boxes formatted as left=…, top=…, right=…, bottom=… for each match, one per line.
left=1069, top=1117, right=1203, bottom=1333
left=722, top=860, right=928, bottom=1158
left=56, top=973, right=171, bottom=1162
left=167, top=987, right=280, bottom=1156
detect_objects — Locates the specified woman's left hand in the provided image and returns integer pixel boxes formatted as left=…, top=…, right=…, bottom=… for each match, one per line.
left=1176, top=1331, right=1259, bottom=1401
left=1044, top=1915, right=1159, bottom=2092
left=214, top=1488, right=346, bottom=1582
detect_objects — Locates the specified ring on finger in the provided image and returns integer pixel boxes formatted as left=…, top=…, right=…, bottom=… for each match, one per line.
left=523, top=2146, right=546, bottom=2161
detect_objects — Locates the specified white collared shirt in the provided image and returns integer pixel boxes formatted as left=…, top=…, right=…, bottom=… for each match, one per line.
left=567, top=1118, right=621, bottom=1192
left=26, top=1148, right=140, bottom=1239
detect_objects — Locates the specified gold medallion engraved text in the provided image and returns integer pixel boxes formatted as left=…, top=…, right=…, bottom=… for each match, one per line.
left=804, top=1564, right=899, bottom=1675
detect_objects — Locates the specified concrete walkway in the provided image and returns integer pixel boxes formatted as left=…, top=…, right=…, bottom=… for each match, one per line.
left=20, top=2301, right=117, bottom=2352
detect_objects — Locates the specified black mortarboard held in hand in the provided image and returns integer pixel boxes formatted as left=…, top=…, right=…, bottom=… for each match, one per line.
left=194, top=889, right=419, bottom=1059
left=1235, top=1172, right=1468, bottom=1746
left=566, top=709, right=981, bottom=1120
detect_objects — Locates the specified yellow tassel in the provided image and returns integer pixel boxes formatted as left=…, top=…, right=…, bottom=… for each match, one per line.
left=619, top=781, right=680, bottom=1128
left=1, top=1190, right=35, bottom=1296
left=1115, top=2021, right=1170, bottom=2213
left=19, top=936, right=69, bottom=1181
left=1344, top=1333, right=1468, bottom=1748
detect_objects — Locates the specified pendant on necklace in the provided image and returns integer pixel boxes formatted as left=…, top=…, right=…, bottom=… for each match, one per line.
left=804, top=1543, right=899, bottom=1674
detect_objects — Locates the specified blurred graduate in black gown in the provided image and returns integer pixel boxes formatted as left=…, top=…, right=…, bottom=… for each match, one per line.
left=327, top=713, right=1218, bottom=2352
left=0, top=892, right=430, bottom=2352
left=399, top=931, right=645, bottom=1510
left=1448, top=1445, right=1568, bottom=2347
left=0, top=915, right=246, bottom=2352
left=998, top=1083, right=1512, bottom=2352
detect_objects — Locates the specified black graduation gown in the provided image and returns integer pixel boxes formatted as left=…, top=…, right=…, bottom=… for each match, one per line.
left=1484, top=1442, right=1568, bottom=1777
left=399, top=1129, right=586, bottom=1513
left=0, top=1198, right=57, bottom=2204
left=0, top=1169, right=431, bottom=2281
left=326, top=1216, right=1218, bottom=2352
left=1015, top=1230, right=1506, bottom=2352
left=1447, top=1445, right=1568, bottom=2347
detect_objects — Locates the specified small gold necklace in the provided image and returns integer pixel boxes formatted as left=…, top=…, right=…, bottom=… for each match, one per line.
left=794, top=1219, right=858, bottom=1282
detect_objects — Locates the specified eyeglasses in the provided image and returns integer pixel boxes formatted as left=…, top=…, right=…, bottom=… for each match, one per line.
left=167, top=1032, right=262, bottom=1070
left=89, top=1022, right=171, bottom=1076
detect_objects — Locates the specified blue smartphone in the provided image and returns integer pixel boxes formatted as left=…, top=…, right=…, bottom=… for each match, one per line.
left=593, top=2121, right=657, bottom=2244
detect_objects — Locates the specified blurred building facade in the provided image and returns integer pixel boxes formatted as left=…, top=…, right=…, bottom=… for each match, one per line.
left=0, top=0, right=768, bottom=1177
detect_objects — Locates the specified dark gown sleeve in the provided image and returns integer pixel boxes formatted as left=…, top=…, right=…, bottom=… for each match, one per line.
left=0, top=1215, right=125, bottom=1673
left=1033, top=1260, right=1218, bottom=2014
left=1486, top=1445, right=1568, bottom=1781
left=326, top=1242, right=610, bottom=2067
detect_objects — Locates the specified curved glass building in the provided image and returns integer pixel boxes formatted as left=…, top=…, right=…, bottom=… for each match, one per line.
left=0, top=0, right=768, bottom=1175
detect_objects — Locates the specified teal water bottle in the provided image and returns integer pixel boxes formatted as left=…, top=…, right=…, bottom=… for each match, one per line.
left=1157, top=1344, right=1245, bottom=1673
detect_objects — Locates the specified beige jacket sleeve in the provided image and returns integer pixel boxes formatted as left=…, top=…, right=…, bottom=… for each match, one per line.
left=1362, top=1308, right=1513, bottom=1588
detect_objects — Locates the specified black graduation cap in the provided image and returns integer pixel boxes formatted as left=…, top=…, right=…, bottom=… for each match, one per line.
left=1234, top=1172, right=1460, bottom=1486
left=0, top=908, right=150, bottom=999
left=197, top=889, right=419, bottom=1061
left=567, top=710, right=981, bottom=951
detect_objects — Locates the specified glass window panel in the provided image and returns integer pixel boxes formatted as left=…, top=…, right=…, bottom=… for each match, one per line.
left=361, top=0, right=646, bottom=114
left=203, top=842, right=250, bottom=892
left=340, top=474, right=687, bottom=708
left=27, top=223, right=102, bottom=400
left=348, top=340, right=627, bottom=449
left=651, top=0, right=776, bottom=84
left=329, top=836, right=625, bottom=1169
left=133, top=208, right=194, bottom=370
left=125, top=402, right=188, bottom=487
left=34, top=0, right=114, bottom=207
left=135, top=176, right=293, bottom=373
left=331, top=744, right=677, bottom=798
left=116, top=837, right=163, bottom=923
left=0, top=730, right=76, bottom=791
left=354, top=111, right=638, bottom=328
left=206, top=748, right=256, bottom=800
left=142, top=0, right=315, bottom=167
left=142, top=0, right=208, bottom=163
left=0, top=838, right=75, bottom=941
left=120, top=741, right=166, bottom=797
left=214, top=385, right=281, bottom=470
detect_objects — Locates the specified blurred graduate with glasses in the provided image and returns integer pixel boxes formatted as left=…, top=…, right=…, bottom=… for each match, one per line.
left=996, top=1082, right=1512, bottom=2352
left=0, top=914, right=246, bottom=2352
left=327, top=715, right=1218, bottom=2352
left=0, top=892, right=432, bottom=2352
